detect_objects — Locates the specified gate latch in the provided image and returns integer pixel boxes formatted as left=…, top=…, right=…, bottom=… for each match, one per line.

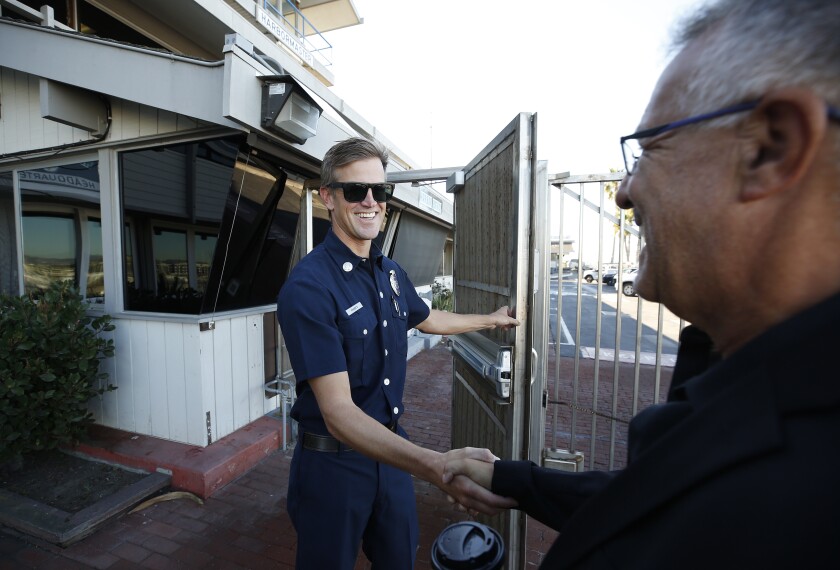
left=449, top=332, right=513, bottom=400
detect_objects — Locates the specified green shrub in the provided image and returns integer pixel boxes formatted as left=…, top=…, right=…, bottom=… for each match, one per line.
left=0, top=281, right=116, bottom=465
left=432, top=281, right=454, bottom=312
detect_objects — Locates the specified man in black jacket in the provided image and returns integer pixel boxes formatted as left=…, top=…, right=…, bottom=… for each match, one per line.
left=444, top=0, right=840, bottom=567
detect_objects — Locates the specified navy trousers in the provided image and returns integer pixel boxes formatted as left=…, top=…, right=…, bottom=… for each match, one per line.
left=287, top=441, right=419, bottom=569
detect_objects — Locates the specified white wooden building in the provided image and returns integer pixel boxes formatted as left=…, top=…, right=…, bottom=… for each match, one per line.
left=0, top=0, right=454, bottom=447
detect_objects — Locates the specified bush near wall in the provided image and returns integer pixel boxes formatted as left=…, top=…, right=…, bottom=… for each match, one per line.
left=0, top=281, right=115, bottom=466
left=432, top=281, right=454, bottom=312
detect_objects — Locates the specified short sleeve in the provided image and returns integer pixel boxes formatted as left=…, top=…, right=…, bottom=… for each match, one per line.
left=277, top=277, right=347, bottom=382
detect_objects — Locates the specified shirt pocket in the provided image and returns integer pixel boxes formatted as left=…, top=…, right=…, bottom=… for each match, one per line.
left=388, top=294, right=410, bottom=361
left=337, top=311, right=377, bottom=387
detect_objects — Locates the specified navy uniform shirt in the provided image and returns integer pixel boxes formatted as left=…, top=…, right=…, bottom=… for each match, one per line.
left=277, top=229, right=431, bottom=436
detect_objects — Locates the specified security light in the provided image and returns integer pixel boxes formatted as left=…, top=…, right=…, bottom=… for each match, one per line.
left=260, top=75, right=323, bottom=144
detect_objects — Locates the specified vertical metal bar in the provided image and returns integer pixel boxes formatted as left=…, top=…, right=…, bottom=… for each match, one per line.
left=609, top=193, right=625, bottom=470
left=551, top=183, right=564, bottom=451
left=632, top=232, right=644, bottom=417
left=589, top=182, right=605, bottom=465
left=570, top=183, right=585, bottom=454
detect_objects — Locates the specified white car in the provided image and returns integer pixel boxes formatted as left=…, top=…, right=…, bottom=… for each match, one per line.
left=618, top=268, right=639, bottom=297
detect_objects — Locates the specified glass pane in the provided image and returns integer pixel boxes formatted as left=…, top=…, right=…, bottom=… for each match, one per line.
left=22, top=214, right=76, bottom=295
left=0, top=172, right=18, bottom=295
left=124, top=224, right=135, bottom=287
left=202, top=155, right=294, bottom=313
left=121, top=136, right=240, bottom=313
left=120, top=136, right=312, bottom=313
left=153, top=228, right=188, bottom=295
left=19, top=161, right=101, bottom=299
left=86, top=218, right=104, bottom=301
left=195, top=232, right=217, bottom=294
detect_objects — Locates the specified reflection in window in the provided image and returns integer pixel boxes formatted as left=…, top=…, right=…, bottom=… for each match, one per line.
left=124, top=224, right=135, bottom=287
left=153, top=228, right=189, bottom=295
left=87, top=219, right=105, bottom=299
left=22, top=214, right=76, bottom=294
left=18, top=161, right=102, bottom=301
left=195, top=232, right=217, bottom=294
left=201, top=156, right=291, bottom=313
left=0, top=172, right=17, bottom=295
left=121, top=137, right=240, bottom=313
left=120, top=135, right=319, bottom=314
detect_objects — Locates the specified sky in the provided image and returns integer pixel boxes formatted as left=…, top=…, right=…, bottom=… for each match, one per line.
left=323, top=0, right=708, bottom=176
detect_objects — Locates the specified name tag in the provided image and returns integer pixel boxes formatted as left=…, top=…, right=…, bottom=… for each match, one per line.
left=345, top=302, right=363, bottom=316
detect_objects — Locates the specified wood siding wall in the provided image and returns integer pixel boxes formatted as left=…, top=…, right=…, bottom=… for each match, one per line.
left=91, top=313, right=279, bottom=447
left=0, top=68, right=202, bottom=157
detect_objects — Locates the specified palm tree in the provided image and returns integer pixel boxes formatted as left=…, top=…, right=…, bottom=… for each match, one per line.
left=603, top=168, right=635, bottom=262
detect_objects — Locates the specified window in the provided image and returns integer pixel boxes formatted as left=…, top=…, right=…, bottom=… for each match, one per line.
left=22, top=213, right=76, bottom=293
left=121, top=137, right=240, bottom=313
left=17, top=161, right=103, bottom=301
left=153, top=228, right=189, bottom=296
left=389, top=213, right=450, bottom=287
left=14, top=1, right=165, bottom=50
left=120, top=136, right=315, bottom=314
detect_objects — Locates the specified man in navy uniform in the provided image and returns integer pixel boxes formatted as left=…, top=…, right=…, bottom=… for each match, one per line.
left=277, top=137, right=518, bottom=569
left=443, top=0, right=840, bottom=567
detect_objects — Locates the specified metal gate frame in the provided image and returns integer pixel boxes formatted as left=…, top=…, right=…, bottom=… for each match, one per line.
left=545, top=173, right=685, bottom=472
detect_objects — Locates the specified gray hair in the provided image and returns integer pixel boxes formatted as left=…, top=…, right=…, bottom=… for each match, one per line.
left=670, top=0, right=840, bottom=120
left=320, top=137, right=388, bottom=187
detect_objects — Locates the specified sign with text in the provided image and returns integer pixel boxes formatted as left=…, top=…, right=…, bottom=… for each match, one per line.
left=255, top=7, right=315, bottom=68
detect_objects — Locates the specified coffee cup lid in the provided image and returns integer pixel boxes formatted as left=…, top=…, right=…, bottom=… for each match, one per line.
left=430, top=521, right=504, bottom=570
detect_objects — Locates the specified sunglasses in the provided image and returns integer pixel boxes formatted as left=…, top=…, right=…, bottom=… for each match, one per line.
left=327, top=182, right=395, bottom=203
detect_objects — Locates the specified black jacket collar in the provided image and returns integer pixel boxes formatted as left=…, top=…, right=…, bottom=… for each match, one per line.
left=551, top=291, right=840, bottom=567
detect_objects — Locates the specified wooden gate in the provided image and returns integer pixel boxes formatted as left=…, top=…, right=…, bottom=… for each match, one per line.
left=448, top=113, right=546, bottom=569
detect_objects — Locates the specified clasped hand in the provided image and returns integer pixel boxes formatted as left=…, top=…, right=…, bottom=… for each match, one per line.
left=437, top=447, right=517, bottom=516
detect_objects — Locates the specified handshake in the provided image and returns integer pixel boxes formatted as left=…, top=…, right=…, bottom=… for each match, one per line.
left=436, top=447, right=517, bottom=516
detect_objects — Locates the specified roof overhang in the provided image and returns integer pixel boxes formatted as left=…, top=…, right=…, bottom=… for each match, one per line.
left=296, top=0, right=363, bottom=34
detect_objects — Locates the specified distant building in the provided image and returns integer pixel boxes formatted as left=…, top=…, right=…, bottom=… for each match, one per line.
left=550, top=237, right=575, bottom=271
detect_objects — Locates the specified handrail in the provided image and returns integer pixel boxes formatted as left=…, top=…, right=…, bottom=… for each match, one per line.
left=262, top=0, right=333, bottom=68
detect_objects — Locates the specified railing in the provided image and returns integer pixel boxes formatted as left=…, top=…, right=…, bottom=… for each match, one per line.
left=262, top=0, right=333, bottom=68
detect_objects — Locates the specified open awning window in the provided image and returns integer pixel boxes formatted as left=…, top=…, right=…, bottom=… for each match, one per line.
left=390, top=213, right=449, bottom=287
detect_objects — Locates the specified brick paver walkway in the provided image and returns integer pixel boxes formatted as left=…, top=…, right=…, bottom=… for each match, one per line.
left=1, top=341, right=561, bottom=569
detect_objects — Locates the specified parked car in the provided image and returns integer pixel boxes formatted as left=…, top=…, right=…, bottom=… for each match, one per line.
left=619, top=268, right=639, bottom=297
left=602, top=268, right=618, bottom=286
left=582, top=268, right=599, bottom=283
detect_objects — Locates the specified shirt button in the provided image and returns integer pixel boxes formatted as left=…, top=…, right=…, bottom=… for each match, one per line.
left=342, top=262, right=353, bottom=272
left=384, top=378, right=390, bottom=386
left=385, top=349, right=388, bottom=356
left=403, top=311, right=407, bottom=317
left=363, top=329, right=368, bottom=335
left=379, top=291, right=383, bottom=298
left=383, top=320, right=388, bottom=327
left=393, top=406, right=399, bottom=414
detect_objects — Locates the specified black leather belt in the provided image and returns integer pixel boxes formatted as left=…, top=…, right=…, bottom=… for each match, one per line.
left=302, top=422, right=397, bottom=453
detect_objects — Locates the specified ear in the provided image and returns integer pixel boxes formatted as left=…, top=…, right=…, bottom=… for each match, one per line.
left=741, top=88, right=828, bottom=201
left=319, top=187, right=335, bottom=211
